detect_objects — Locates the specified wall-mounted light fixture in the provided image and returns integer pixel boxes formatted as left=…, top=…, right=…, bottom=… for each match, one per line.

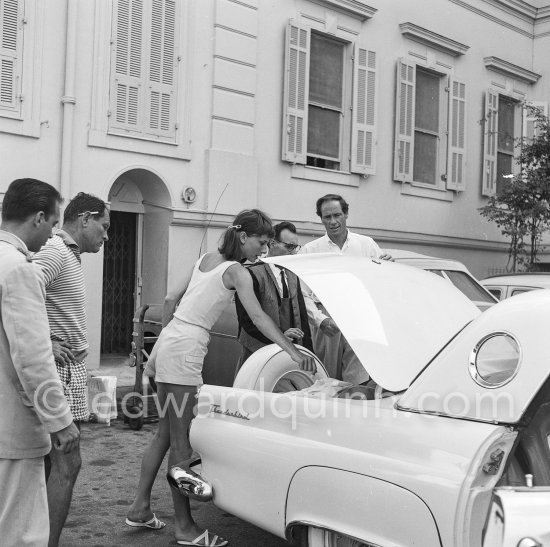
left=182, top=187, right=197, bottom=204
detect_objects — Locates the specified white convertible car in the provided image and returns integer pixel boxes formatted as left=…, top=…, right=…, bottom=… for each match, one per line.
left=187, top=254, right=550, bottom=547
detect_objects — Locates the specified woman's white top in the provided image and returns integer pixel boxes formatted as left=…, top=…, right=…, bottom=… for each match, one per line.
left=173, top=255, right=238, bottom=330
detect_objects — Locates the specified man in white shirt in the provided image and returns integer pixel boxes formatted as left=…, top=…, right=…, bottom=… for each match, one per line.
left=300, top=194, right=390, bottom=383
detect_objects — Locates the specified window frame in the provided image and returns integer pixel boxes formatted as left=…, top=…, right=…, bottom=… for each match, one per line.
left=411, top=65, right=447, bottom=189
left=393, top=56, right=466, bottom=195
left=482, top=88, right=524, bottom=197
left=108, top=0, right=179, bottom=141
left=282, top=19, right=377, bottom=180
left=306, top=30, right=351, bottom=172
left=0, top=0, right=44, bottom=138
left=88, top=0, right=190, bottom=159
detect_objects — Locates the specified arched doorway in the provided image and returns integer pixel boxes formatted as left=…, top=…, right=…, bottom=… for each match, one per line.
left=101, top=169, right=172, bottom=355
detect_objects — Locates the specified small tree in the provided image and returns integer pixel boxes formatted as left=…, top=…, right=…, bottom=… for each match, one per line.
left=479, top=105, right=550, bottom=272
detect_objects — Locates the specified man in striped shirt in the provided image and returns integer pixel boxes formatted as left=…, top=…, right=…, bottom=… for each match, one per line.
left=34, top=193, right=109, bottom=547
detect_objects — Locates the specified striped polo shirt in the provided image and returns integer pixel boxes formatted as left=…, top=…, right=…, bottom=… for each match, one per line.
left=33, top=231, right=88, bottom=359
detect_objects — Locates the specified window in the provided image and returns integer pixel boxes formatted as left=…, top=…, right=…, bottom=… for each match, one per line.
left=109, top=0, right=179, bottom=141
left=496, top=96, right=515, bottom=193
left=394, top=58, right=466, bottom=192
left=444, top=270, right=496, bottom=304
left=482, top=90, right=526, bottom=197
left=307, top=32, right=346, bottom=170
left=523, top=102, right=548, bottom=142
left=487, top=288, right=502, bottom=300
left=282, top=20, right=377, bottom=175
left=0, top=0, right=23, bottom=115
left=511, top=288, right=534, bottom=297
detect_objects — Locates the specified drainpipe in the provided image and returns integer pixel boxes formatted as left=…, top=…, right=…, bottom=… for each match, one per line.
left=59, top=0, right=78, bottom=205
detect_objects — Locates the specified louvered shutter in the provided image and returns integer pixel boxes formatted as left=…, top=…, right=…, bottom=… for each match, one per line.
left=351, top=45, right=377, bottom=175
left=482, top=89, right=499, bottom=197
left=0, top=0, right=20, bottom=111
left=110, top=0, right=143, bottom=132
left=446, top=78, right=467, bottom=191
left=282, top=20, right=309, bottom=163
left=394, top=58, right=416, bottom=182
left=146, top=0, right=176, bottom=138
left=523, top=101, right=548, bottom=141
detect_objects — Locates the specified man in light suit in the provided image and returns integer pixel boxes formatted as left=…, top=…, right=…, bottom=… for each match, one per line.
left=0, top=179, right=79, bottom=547
left=235, top=221, right=312, bottom=369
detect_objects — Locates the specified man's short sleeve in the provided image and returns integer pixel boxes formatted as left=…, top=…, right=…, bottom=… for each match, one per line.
left=33, top=242, right=64, bottom=287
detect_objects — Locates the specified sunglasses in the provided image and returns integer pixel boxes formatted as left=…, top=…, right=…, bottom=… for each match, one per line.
left=273, top=239, right=301, bottom=252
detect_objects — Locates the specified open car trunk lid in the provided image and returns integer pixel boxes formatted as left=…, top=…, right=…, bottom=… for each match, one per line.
left=266, top=254, right=479, bottom=392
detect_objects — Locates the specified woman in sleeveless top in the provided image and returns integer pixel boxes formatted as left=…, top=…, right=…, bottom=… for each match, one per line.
left=126, top=209, right=315, bottom=546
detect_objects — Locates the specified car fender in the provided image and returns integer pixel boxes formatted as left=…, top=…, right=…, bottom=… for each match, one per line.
left=285, top=466, right=441, bottom=547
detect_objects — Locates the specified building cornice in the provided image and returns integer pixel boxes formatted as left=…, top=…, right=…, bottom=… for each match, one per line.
left=484, top=56, right=541, bottom=83
left=448, top=0, right=534, bottom=37
left=399, top=22, right=470, bottom=56
left=481, top=0, right=537, bottom=21
left=309, top=0, right=377, bottom=21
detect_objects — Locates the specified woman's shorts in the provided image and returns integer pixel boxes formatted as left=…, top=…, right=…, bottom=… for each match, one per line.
left=144, top=319, right=210, bottom=386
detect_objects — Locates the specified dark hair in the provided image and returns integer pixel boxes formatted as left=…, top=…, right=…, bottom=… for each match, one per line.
left=63, top=192, right=108, bottom=223
left=274, top=221, right=297, bottom=240
left=218, top=209, right=274, bottom=261
left=1, top=178, right=62, bottom=222
left=315, top=194, right=349, bottom=217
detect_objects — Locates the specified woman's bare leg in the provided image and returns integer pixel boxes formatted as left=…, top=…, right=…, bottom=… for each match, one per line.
left=126, top=410, right=170, bottom=523
left=157, top=382, right=209, bottom=542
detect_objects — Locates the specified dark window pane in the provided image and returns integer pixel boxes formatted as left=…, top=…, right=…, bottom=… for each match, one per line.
left=413, top=131, right=437, bottom=184
left=488, top=289, right=502, bottom=300
left=415, top=69, right=439, bottom=132
left=307, top=105, right=340, bottom=159
left=306, top=157, right=340, bottom=170
left=496, top=152, right=513, bottom=194
left=498, top=97, right=515, bottom=153
left=309, top=33, right=344, bottom=108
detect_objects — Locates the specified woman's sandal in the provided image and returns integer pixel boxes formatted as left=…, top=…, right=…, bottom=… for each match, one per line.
left=176, top=529, right=228, bottom=546
left=125, top=513, right=166, bottom=530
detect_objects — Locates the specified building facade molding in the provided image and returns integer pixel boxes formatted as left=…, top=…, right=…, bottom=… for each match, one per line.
left=399, top=22, right=470, bottom=56
left=484, top=56, right=541, bottom=83
left=480, top=0, right=537, bottom=21
left=168, top=209, right=510, bottom=252
left=448, top=0, right=534, bottom=37
left=309, top=0, right=377, bottom=21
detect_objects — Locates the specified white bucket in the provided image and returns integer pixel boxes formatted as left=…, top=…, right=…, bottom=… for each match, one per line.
left=88, top=376, right=118, bottom=425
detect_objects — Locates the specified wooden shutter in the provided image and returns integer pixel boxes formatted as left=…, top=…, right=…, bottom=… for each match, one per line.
left=110, top=0, right=144, bottom=132
left=446, top=77, right=467, bottom=191
left=282, top=20, right=309, bottom=164
left=146, top=0, right=176, bottom=138
left=482, top=89, right=499, bottom=197
left=0, top=0, right=20, bottom=111
left=523, top=101, right=548, bottom=141
left=394, top=58, right=416, bottom=182
left=351, top=46, right=377, bottom=175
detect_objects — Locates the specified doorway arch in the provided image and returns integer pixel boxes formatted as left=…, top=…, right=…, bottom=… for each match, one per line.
left=101, top=168, right=172, bottom=354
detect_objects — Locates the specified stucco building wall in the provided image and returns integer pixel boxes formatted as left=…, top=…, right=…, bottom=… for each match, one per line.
left=1, top=0, right=549, bottom=365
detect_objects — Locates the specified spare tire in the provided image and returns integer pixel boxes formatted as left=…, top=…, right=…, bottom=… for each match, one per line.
left=233, top=344, right=328, bottom=392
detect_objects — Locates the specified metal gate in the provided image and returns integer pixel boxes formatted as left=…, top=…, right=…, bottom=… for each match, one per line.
left=101, top=211, right=137, bottom=354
